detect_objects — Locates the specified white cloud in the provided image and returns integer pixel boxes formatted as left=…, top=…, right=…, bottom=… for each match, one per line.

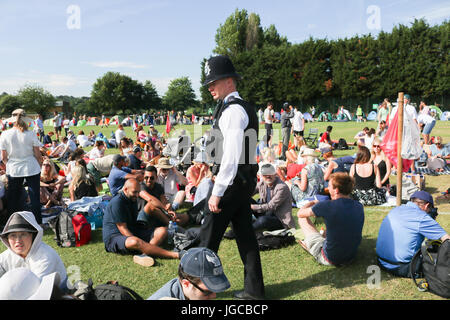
left=83, top=61, right=149, bottom=69
left=0, top=71, right=90, bottom=95
left=417, top=5, right=450, bottom=22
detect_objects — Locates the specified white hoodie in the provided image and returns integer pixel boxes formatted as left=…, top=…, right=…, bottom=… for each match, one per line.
left=0, top=211, right=67, bottom=288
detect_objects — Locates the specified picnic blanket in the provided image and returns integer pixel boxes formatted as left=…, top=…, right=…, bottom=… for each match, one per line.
left=415, top=165, right=450, bottom=176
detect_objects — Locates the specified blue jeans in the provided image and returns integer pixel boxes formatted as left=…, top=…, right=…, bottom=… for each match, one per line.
left=6, top=173, right=42, bottom=224
left=252, top=214, right=283, bottom=231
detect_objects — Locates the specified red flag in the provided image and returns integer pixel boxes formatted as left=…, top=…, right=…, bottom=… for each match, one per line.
left=380, top=109, right=413, bottom=172
left=166, top=114, right=171, bottom=134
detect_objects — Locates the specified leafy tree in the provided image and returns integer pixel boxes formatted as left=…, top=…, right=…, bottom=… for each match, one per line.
left=17, top=85, right=55, bottom=115
left=162, top=77, right=199, bottom=111
left=0, top=94, right=22, bottom=115
left=142, top=80, right=162, bottom=110
left=214, top=9, right=249, bottom=57
left=89, top=72, right=160, bottom=115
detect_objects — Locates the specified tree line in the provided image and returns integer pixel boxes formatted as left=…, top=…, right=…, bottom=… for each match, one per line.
left=201, top=10, right=449, bottom=113
left=1, top=9, right=448, bottom=117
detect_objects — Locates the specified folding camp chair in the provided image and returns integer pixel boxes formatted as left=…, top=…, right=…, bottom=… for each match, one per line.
left=304, top=128, right=319, bottom=148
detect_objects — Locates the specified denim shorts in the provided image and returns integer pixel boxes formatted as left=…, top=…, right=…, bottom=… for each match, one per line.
left=422, top=120, right=436, bottom=135
left=105, top=226, right=155, bottom=255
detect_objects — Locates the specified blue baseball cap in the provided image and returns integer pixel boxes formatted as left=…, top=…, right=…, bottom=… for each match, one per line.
left=180, top=247, right=230, bottom=293
left=410, top=190, right=434, bottom=207
left=404, top=94, right=411, bottom=100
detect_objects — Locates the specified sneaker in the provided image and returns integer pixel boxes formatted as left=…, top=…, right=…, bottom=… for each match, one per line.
left=133, top=254, right=155, bottom=267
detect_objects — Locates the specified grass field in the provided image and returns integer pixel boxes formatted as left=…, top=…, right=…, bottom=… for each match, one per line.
left=2, top=119, right=449, bottom=300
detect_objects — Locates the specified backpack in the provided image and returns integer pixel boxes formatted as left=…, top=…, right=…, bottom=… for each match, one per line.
left=336, top=138, right=349, bottom=150
left=256, top=229, right=296, bottom=251
left=71, top=279, right=143, bottom=300
left=410, top=239, right=450, bottom=298
left=49, top=210, right=91, bottom=247
left=93, top=281, right=144, bottom=300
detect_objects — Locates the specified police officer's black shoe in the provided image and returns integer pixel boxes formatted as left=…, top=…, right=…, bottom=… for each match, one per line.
left=233, top=290, right=265, bottom=300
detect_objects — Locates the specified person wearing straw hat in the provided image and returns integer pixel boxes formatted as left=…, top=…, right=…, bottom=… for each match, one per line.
left=0, top=109, right=43, bottom=224
left=156, top=157, right=188, bottom=211
left=148, top=247, right=230, bottom=300
left=185, top=152, right=212, bottom=202
left=199, top=55, right=265, bottom=300
left=291, top=148, right=325, bottom=208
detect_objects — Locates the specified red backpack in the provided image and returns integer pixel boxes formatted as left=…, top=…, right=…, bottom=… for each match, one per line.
left=49, top=210, right=91, bottom=247
left=72, top=212, right=92, bottom=247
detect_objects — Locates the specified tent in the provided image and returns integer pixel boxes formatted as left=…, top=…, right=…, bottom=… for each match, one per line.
left=367, top=111, right=377, bottom=121
left=110, top=115, right=124, bottom=125
left=303, top=112, right=313, bottom=122
left=441, top=111, right=449, bottom=121
left=318, top=111, right=332, bottom=122
left=86, top=117, right=98, bottom=126
left=429, top=105, right=443, bottom=118
left=77, top=119, right=87, bottom=127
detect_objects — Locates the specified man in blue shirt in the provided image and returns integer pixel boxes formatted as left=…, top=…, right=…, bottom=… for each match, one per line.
left=148, top=247, right=229, bottom=300
left=376, top=191, right=449, bottom=277
left=297, top=172, right=364, bottom=266
left=102, top=179, right=180, bottom=266
left=108, top=154, right=144, bottom=196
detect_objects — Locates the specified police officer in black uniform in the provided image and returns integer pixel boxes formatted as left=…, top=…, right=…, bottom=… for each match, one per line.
left=199, top=55, right=265, bottom=300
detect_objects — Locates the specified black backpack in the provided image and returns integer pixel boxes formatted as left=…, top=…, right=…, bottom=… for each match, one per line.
left=94, top=281, right=144, bottom=300
left=410, top=239, right=450, bottom=299
left=72, top=279, right=143, bottom=300
left=336, top=138, right=349, bottom=150
left=256, top=229, right=296, bottom=251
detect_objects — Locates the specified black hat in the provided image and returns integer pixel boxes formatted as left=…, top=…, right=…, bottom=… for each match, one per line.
left=1, top=212, right=37, bottom=237
left=203, top=55, right=242, bottom=86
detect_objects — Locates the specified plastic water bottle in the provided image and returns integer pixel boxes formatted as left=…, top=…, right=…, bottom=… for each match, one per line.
left=168, top=221, right=177, bottom=245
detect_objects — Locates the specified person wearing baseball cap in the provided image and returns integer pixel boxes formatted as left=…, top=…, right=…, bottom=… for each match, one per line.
left=107, top=153, right=144, bottom=196
left=147, top=247, right=230, bottom=300
left=376, top=190, right=449, bottom=278
left=197, top=55, right=265, bottom=300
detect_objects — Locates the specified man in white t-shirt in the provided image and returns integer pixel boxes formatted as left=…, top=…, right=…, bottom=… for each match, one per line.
left=417, top=112, right=436, bottom=144
left=291, top=106, right=305, bottom=151
left=115, top=124, right=126, bottom=147
left=52, top=111, right=62, bottom=140
left=264, top=102, right=274, bottom=146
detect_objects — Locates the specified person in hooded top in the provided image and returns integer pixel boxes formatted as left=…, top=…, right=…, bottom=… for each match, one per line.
left=0, top=211, right=68, bottom=291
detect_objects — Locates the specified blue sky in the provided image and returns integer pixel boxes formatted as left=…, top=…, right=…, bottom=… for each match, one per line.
left=1, top=0, right=449, bottom=99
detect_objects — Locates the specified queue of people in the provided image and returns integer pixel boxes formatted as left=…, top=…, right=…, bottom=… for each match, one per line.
left=0, top=58, right=448, bottom=301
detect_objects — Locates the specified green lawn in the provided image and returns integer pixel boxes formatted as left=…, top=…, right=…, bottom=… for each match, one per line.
left=2, top=120, right=449, bottom=300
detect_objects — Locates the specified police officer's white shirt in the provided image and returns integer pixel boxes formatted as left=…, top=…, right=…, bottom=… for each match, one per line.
left=212, top=91, right=248, bottom=197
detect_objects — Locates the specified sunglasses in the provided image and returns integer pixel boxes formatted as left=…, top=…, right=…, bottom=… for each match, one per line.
left=187, top=279, right=214, bottom=297
left=144, top=176, right=155, bottom=181
left=373, top=145, right=381, bottom=148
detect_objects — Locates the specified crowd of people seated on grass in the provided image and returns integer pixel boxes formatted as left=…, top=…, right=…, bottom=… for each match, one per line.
left=0, top=103, right=448, bottom=300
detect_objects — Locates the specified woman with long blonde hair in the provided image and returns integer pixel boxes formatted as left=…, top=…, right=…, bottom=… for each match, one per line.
left=40, top=158, right=66, bottom=208
left=68, top=160, right=97, bottom=201
left=372, top=137, right=391, bottom=189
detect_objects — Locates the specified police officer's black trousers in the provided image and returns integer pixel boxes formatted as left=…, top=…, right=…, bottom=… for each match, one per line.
left=198, top=177, right=265, bottom=298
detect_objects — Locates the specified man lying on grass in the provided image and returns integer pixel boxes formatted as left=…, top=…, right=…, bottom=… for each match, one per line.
left=102, top=178, right=180, bottom=267
left=297, top=172, right=364, bottom=266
